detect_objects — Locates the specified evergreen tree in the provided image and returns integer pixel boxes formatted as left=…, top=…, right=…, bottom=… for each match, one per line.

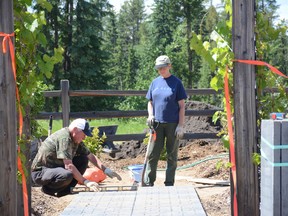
left=37, top=0, right=113, bottom=111
left=69, top=0, right=112, bottom=111
left=269, top=28, right=288, bottom=75
left=151, top=0, right=205, bottom=88
left=151, top=0, right=176, bottom=54
left=109, top=0, right=146, bottom=90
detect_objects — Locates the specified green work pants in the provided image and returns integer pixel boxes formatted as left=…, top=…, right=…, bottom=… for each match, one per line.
left=144, top=122, right=179, bottom=186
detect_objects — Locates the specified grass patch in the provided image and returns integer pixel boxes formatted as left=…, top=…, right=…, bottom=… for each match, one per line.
left=38, top=117, right=147, bottom=136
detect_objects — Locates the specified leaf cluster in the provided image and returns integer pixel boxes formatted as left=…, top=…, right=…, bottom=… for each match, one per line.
left=83, top=128, right=105, bottom=156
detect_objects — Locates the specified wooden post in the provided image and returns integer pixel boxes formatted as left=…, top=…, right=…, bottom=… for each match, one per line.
left=232, top=0, right=259, bottom=215
left=0, top=1, right=18, bottom=216
left=61, top=80, right=70, bottom=127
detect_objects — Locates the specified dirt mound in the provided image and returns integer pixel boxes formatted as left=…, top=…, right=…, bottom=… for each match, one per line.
left=114, top=140, right=146, bottom=159
left=185, top=100, right=222, bottom=133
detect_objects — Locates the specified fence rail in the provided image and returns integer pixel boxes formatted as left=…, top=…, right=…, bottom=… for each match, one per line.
left=36, top=109, right=222, bottom=120
left=36, top=80, right=288, bottom=141
left=37, top=80, right=223, bottom=141
left=43, top=88, right=221, bottom=97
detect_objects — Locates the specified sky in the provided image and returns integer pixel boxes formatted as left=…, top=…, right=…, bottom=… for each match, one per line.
left=108, top=0, right=288, bottom=21
left=276, top=0, right=288, bottom=22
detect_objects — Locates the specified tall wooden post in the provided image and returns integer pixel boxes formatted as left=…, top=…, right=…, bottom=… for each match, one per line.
left=0, top=1, right=18, bottom=216
left=232, top=0, right=259, bottom=215
left=61, top=80, right=70, bottom=127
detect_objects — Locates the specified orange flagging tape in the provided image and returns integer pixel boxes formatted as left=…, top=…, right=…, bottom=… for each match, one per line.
left=224, top=65, right=238, bottom=216
left=225, top=59, right=287, bottom=216
left=0, top=32, right=23, bottom=134
left=0, top=32, right=28, bottom=216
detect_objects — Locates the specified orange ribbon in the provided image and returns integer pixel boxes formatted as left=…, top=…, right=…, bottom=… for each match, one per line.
left=225, top=59, right=287, bottom=216
left=224, top=65, right=238, bottom=216
left=0, top=32, right=28, bottom=216
left=0, top=32, right=23, bottom=134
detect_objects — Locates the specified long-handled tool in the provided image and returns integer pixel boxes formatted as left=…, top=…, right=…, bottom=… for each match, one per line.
left=48, top=115, right=53, bottom=136
left=141, top=119, right=157, bottom=186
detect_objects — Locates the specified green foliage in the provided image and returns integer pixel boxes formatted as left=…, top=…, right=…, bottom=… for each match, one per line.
left=216, top=159, right=232, bottom=171
left=255, top=3, right=288, bottom=119
left=83, top=128, right=104, bottom=156
left=190, top=1, right=233, bottom=143
left=14, top=0, right=64, bottom=184
left=190, top=33, right=216, bottom=71
left=17, top=138, right=29, bottom=183
left=190, top=0, right=288, bottom=167
left=252, top=153, right=261, bottom=166
left=14, top=0, right=63, bottom=137
left=30, top=82, right=50, bottom=138
left=215, top=159, right=224, bottom=171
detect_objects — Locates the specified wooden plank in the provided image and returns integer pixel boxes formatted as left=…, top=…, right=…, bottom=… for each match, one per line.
left=43, top=88, right=221, bottom=97
left=186, top=178, right=230, bottom=186
left=183, top=133, right=219, bottom=140
left=43, top=90, right=61, bottom=97
left=232, top=0, right=258, bottom=215
left=61, top=80, right=70, bottom=127
left=0, top=1, right=18, bottom=215
left=104, top=133, right=219, bottom=141
left=263, top=87, right=288, bottom=94
left=42, top=87, right=287, bottom=98
left=168, top=175, right=230, bottom=186
left=70, top=90, right=147, bottom=96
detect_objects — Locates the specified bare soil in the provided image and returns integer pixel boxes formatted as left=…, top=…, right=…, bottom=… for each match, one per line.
left=31, top=101, right=231, bottom=216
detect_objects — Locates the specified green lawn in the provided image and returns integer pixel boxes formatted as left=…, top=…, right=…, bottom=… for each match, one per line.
left=38, top=117, right=148, bottom=136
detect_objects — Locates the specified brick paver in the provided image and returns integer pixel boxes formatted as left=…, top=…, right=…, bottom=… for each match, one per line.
left=61, top=186, right=206, bottom=216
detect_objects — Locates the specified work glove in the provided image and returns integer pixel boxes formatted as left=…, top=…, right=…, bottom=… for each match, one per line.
left=104, top=168, right=122, bottom=180
left=84, top=179, right=99, bottom=191
left=146, top=115, right=155, bottom=128
left=175, top=125, right=185, bottom=139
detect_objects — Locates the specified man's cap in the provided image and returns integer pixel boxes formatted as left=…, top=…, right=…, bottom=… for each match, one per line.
left=70, top=118, right=93, bottom=137
left=154, top=55, right=171, bottom=69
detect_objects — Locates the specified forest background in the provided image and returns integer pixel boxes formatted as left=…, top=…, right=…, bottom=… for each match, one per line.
left=14, top=0, right=288, bottom=138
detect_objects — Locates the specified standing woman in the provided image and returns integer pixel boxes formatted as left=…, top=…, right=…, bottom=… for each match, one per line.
left=144, top=55, right=187, bottom=186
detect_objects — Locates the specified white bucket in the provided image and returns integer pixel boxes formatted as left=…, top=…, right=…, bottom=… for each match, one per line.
left=127, top=164, right=144, bottom=183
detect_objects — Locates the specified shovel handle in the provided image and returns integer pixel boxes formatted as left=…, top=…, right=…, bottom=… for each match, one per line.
left=48, top=115, right=53, bottom=136
left=141, top=129, right=155, bottom=186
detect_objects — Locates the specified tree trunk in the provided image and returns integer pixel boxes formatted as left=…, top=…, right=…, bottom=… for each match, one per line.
left=184, top=1, right=193, bottom=89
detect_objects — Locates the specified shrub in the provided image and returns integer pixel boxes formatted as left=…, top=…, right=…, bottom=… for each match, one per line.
left=83, top=128, right=105, bottom=156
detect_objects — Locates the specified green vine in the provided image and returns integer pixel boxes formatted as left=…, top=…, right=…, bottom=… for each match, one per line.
left=14, top=0, right=63, bottom=182
left=191, top=0, right=288, bottom=165
left=190, top=0, right=233, bottom=147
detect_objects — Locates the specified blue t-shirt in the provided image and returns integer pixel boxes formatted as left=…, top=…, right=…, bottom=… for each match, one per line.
left=146, top=75, right=187, bottom=123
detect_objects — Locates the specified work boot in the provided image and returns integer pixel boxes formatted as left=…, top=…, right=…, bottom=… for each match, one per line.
left=56, top=189, right=71, bottom=197
left=41, top=187, right=56, bottom=196
left=142, top=182, right=154, bottom=187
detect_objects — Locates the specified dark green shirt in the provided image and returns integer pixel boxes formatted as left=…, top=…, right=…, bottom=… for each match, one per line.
left=31, top=127, right=90, bottom=171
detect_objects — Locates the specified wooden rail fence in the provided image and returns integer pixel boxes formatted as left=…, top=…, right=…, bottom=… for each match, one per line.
left=37, top=80, right=288, bottom=142
left=36, top=80, right=223, bottom=141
